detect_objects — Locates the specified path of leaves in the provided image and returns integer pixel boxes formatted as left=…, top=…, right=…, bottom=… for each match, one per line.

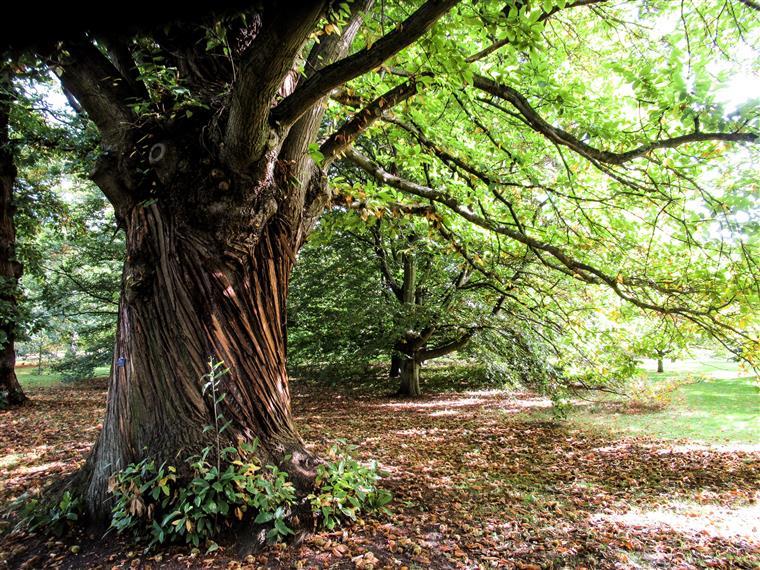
left=0, top=383, right=758, bottom=569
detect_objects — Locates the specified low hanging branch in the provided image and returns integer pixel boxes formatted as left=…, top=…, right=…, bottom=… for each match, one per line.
left=418, top=296, right=505, bottom=361
left=343, top=148, right=757, bottom=353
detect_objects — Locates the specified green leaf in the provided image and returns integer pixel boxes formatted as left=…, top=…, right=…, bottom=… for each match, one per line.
left=308, top=143, right=325, bottom=167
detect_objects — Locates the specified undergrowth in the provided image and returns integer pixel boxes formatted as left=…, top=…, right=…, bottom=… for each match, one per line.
left=10, top=358, right=392, bottom=553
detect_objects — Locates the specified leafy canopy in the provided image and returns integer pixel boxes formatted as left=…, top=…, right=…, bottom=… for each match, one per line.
left=6, top=0, right=759, bottom=370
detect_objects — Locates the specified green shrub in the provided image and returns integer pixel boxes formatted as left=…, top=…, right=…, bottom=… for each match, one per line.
left=109, top=358, right=298, bottom=549
left=109, top=440, right=297, bottom=548
left=247, top=463, right=297, bottom=541
left=16, top=490, right=83, bottom=537
left=109, top=360, right=391, bottom=549
left=309, top=441, right=392, bottom=530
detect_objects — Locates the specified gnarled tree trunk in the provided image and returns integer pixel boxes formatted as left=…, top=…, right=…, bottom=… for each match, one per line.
left=45, top=0, right=458, bottom=522
left=79, top=196, right=311, bottom=519
left=0, top=68, right=26, bottom=408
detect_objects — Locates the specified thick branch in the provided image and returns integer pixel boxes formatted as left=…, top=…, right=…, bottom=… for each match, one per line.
left=279, top=1, right=373, bottom=239
left=279, top=0, right=372, bottom=165
left=419, top=330, right=474, bottom=361
left=473, top=74, right=757, bottom=165
left=223, top=1, right=327, bottom=169
left=271, top=0, right=459, bottom=128
left=98, top=36, right=150, bottom=101
left=321, top=78, right=419, bottom=164
left=53, top=39, right=137, bottom=148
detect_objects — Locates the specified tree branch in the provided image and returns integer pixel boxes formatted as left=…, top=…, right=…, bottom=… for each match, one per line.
left=279, top=0, right=373, bottom=165
left=279, top=1, right=374, bottom=241
left=369, top=222, right=403, bottom=301
left=321, top=78, right=419, bottom=164
left=53, top=39, right=137, bottom=148
left=271, top=0, right=459, bottom=128
left=383, top=116, right=499, bottom=186
left=223, top=1, right=327, bottom=170
left=472, top=74, right=757, bottom=165
left=98, top=36, right=150, bottom=101
left=465, top=0, right=610, bottom=63
left=418, top=330, right=475, bottom=361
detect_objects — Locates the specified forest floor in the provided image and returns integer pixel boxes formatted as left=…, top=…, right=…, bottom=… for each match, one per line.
left=0, top=367, right=758, bottom=569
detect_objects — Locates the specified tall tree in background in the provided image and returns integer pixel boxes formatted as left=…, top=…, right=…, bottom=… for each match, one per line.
left=290, top=210, right=517, bottom=396
left=0, top=64, right=26, bottom=408
left=362, top=217, right=508, bottom=396
left=4, top=0, right=757, bottom=520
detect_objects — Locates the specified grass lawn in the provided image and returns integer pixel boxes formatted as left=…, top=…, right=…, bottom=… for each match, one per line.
left=571, top=359, right=759, bottom=445
left=14, top=365, right=110, bottom=388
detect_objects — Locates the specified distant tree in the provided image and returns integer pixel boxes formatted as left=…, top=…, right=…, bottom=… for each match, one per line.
left=22, top=187, right=121, bottom=380
left=358, top=217, right=508, bottom=396
left=291, top=211, right=510, bottom=395
left=291, top=209, right=632, bottom=398
left=6, top=71, right=118, bottom=382
left=628, top=317, right=689, bottom=373
left=288, top=223, right=391, bottom=379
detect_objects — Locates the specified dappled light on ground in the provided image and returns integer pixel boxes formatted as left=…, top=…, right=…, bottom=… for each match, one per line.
left=0, top=387, right=103, bottom=510
left=375, top=390, right=553, bottom=417
left=1, top=382, right=758, bottom=568
left=591, top=501, right=760, bottom=542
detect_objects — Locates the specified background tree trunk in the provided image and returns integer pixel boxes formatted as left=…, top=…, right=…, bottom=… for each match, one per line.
left=79, top=201, right=310, bottom=520
left=398, top=356, right=421, bottom=396
left=657, top=357, right=664, bottom=373
left=389, top=351, right=401, bottom=378
left=0, top=68, right=26, bottom=408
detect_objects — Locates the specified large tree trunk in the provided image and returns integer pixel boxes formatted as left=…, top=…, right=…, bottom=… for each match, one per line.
left=43, top=0, right=458, bottom=526
left=657, top=357, right=664, bottom=373
left=397, top=356, right=421, bottom=397
left=0, top=68, right=26, bottom=408
left=79, top=201, right=309, bottom=519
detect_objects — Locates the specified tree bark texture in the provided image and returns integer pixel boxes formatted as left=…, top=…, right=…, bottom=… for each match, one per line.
left=80, top=200, right=309, bottom=518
